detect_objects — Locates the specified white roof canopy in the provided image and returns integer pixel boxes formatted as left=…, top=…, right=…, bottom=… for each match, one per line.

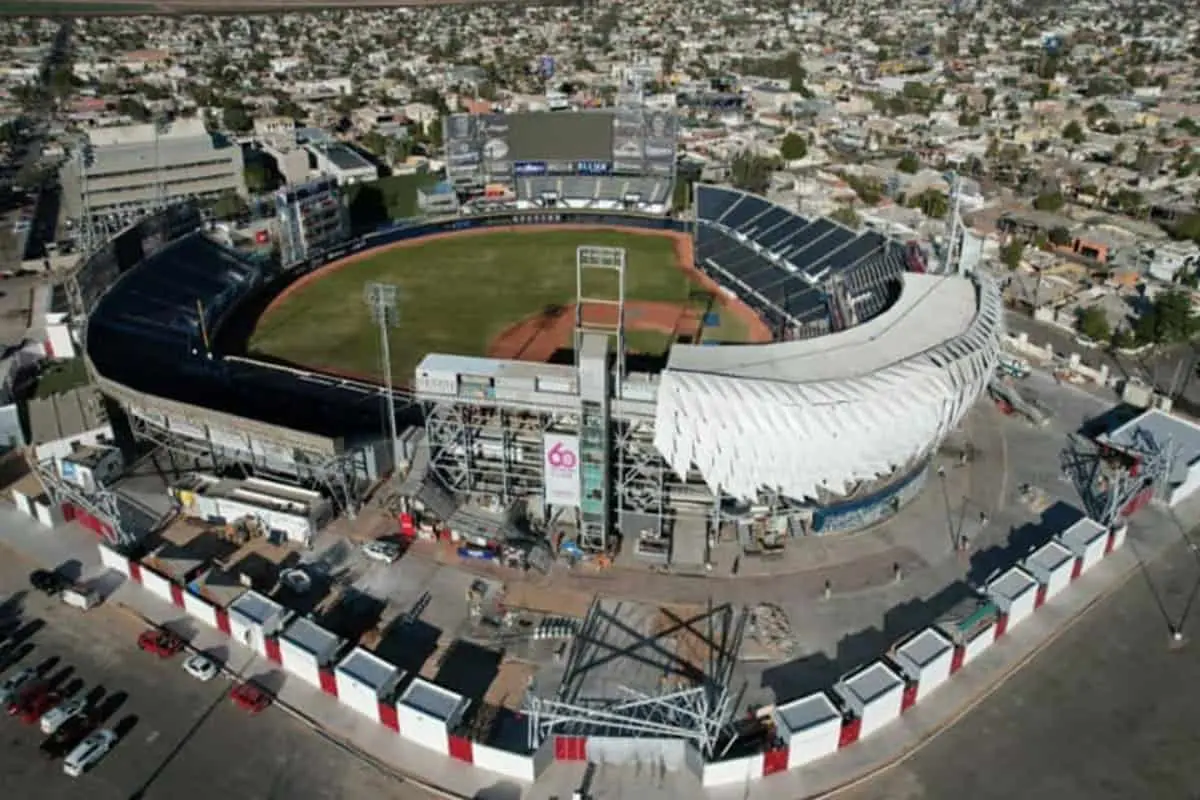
left=653, top=273, right=1003, bottom=502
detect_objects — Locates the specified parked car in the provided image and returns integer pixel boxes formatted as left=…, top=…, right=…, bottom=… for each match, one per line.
left=8, top=680, right=47, bottom=716
left=182, top=654, right=219, bottom=682
left=0, top=667, right=37, bottom=706
left=29, top=569, right=66, bottom=596
left=40, top=693, right=88, bottom=735
left=230, top=682, right=271, bottom=714
left=18, top=689, right=59, bottom=724
left=137, top=629, right=184, bottom=658
left=42, top=712, right=98, bottom=760
left=63, top=729, right=117, bottom=777
left=361, top=540, right=402, bottom=564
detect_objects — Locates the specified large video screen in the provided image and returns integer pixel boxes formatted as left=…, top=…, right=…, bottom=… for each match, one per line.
left=507, top=111, right=614, bottom=162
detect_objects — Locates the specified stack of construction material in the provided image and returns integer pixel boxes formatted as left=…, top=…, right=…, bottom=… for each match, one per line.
left=748, top=603, right=796, bottom=656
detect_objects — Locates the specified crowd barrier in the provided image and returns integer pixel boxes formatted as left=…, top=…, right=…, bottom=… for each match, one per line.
left=96, top=514, right=1128, bottom=789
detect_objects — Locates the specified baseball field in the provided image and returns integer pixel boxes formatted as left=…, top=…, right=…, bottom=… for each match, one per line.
left=246, top=227, right=770, bottom=385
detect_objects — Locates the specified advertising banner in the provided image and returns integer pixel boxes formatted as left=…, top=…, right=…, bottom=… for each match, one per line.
left=575, top=160, right=612, bottom=176
left=613, top=159, right=646, bottom=174
left=643, top=111, right=677, bottom=162
left=445, top=114, right=477, bottom=141
left=447, top=140, right=481, bottom=166
left=543, top=433, right=580, bottom=508
left=478, top=113, right=511, bottom=182
left=612, top=106, right=644, bottom=167
left=514, top=161, right=548, bottom=176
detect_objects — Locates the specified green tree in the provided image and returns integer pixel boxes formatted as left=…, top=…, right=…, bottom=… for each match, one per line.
left=1174, top=213, right=1200, bottom=243
left=1135, top=289, right=1199, bottom=345
left=730, top=151, right=775, bottom=195
left=1048, top=226, right=1073, bottom=246
left=212, top=190, right=247, bottom=220
left=1111, top=327, right=1135, bottom=350
left=243, top=163, right=273, bottom=193
left=897, top=153, right=920, bottom=173
left=1076, top=306, right=1111, bottom=342
left=829, top=204, right=860, bottom=229
left=909, top=189, right=948, bottom=218
left=1062, top=119, right=1086, bottom=145
left=779, top=132, right=808, bottom=161
left=1033, top=191, right=1065, bottom=212
left=222, top=104, right=252, bottom=133
left=1000, top=239, right=1024, bottom=269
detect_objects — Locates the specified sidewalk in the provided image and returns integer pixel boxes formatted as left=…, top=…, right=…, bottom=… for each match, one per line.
left=0, top=506, right=508, bottom=800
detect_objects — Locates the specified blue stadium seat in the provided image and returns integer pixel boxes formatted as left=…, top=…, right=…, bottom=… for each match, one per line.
left=696, top=185, right=739, bottom=222
left=720, top=195, right=770, bottom=230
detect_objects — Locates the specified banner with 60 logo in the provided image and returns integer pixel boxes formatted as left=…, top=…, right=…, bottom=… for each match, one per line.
left=543, top=433, right=581, bottom=507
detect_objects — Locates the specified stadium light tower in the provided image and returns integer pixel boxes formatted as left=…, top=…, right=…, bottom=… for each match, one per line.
left=364, top=282, right=402, bottom=475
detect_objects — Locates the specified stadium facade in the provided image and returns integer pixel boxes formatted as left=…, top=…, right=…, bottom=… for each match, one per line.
left=75, top=184, right=1001, bottom=557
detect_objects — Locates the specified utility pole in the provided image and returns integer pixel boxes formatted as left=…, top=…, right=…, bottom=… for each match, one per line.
left=364, top=282, right=401, bottom=475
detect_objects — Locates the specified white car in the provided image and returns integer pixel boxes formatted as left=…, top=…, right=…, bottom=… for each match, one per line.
left=0, top=666, right=37, bottom=706
left=361, top=541, right=402, bottom=564
left=182, top=654, right=219, bottom=682
left=63, top=729, right=118, bottom=777
left=39, top=694, right=88, bottom=735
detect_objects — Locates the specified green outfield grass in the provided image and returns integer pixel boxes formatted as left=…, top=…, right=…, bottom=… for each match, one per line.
left=247, top=229, right=750, bottom=383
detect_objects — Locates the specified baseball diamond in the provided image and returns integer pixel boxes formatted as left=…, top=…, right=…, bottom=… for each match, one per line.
left=245, top=227, right=761, bottom=384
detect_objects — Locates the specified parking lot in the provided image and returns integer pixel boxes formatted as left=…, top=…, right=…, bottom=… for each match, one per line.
left=0, top=544, right=434, bottom=800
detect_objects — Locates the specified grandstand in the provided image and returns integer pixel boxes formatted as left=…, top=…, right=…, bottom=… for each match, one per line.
left=515, top=176, right=672, bottom=211
left=695, top=187, right=907, bottom=337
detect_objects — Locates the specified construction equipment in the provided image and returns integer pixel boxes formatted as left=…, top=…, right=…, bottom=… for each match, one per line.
left=219, top=515, right=265, bottom=545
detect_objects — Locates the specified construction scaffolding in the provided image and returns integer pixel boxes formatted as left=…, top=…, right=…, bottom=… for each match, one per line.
left=127, top=412, right=367, bottom=520
left=524, top=599, right=745, bottom=760
left=32, top=456, right=140, bottom=549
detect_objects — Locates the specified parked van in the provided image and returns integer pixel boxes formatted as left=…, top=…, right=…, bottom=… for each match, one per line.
left=60, top=587, right=100, bottom=611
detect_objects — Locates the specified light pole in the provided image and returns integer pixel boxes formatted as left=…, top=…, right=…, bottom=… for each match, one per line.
left=364, top=282, right=401, bottom=475
left=153, top=114, right=171, bottom=212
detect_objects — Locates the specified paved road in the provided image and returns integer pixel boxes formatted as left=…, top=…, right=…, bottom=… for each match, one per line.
left=840, top=534, right=1200, bottom=800
left=0, top=546, right=433, bottom=800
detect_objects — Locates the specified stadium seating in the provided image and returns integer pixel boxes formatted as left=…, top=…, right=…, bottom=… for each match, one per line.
left=695, top=185, right=906, bottom=330
left=515, top=175, right=672, bottom=213
left=90, top=233, right=262, bottom=349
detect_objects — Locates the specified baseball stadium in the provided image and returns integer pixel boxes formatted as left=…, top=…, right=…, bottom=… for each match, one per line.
left=71, top=108, right=1004, bottom=568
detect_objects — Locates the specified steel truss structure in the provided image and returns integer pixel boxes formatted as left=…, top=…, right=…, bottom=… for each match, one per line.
left=32, top=456, right=139, bottom=548
left=1061, top=428, right=1174, bottom=527
left=575, top=245, right=626, bottom=383
left=128, top=414, right=367, bottom=519
left=525, top=600, right=746, bottom=759
left=422, top=393, right=719, bottom=538
left=423, top=399, right=577, bottom=508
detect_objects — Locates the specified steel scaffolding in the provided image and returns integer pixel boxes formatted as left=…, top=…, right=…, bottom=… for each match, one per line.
left=127, top=414, right=366, bottom=519
left=1061, top=428, right=1174, bottom=527
left=525, top=599, right=745, bottom=759
left=423, top=399, right=577, bottom=509
left=32, top=456, right=140, bottom=548
left=575, top=245, right=627, bottom=383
